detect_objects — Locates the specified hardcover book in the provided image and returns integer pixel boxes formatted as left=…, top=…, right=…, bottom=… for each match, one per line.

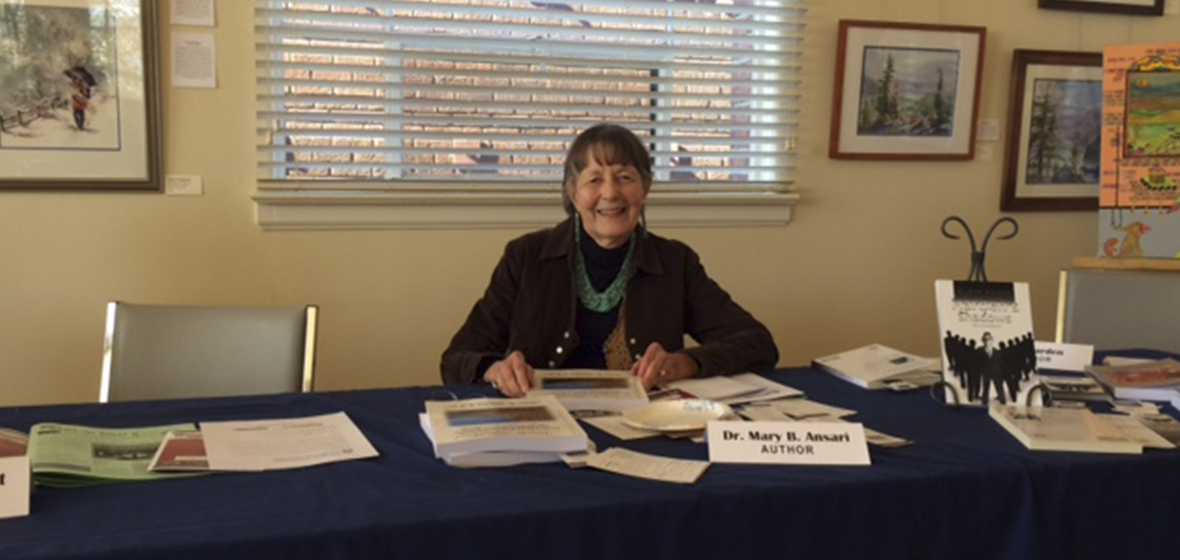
left=989, top=403, right=1142, bottom=454
left=1084, top=358, right=1180, bottom=401
left=812, top=344, right=941, bottom=390
left=935, top=281, right=1038, bottom=406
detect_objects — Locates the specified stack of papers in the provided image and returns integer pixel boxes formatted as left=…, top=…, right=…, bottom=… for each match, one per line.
left=28, top=423, right=197, bottom=487
left=420, top=395, right=591, bottom=468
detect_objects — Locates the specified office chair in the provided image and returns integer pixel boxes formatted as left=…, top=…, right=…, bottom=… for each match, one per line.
left=99, top=302, right=318, bottom=402
left=1055, top=268, right=1180, bottom=353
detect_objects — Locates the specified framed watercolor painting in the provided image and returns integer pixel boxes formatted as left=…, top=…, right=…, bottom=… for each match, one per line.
left=829, top=20, right=986, bottom=161
left=1001, top=50, right=1103, bottom=212
left=0, top=0, right=161, bottom=191
left=1039, top=0, right=1165, bottom=16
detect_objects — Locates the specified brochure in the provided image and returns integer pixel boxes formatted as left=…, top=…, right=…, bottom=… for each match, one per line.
left=199, top=412, right=378, bottom=471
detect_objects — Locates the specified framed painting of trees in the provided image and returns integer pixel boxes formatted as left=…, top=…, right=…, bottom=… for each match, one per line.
left=1001, top=50, right=1103, bottom=211
left=829, top=20, right=986, bottom=160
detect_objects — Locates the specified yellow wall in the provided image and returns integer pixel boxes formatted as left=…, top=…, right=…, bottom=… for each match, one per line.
left=1, top=0, right=1173, bottom=406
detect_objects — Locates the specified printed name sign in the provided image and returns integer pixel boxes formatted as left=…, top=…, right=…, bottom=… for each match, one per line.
left=706, top=421, right=871, bottom=465
left=0, top=455, right=31, bottom=519
left=1034, top=342, right=1094, bottom=372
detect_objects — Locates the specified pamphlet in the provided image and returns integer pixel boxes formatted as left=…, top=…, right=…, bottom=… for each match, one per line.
left=1132, top=413, right=1180, bottom=446
left=28, top=422, right=196, bottom=487
left=1096, top=413, right=1176, bottom=449
left=812, top=344, right=941, bottom=390
left=148, top=430, right=210, bottom=472
left=529, top=369, right=648, bottom=412
left=199, top=412, right=378, bottom=471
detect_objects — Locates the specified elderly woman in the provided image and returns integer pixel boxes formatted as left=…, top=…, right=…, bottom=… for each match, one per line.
left=441, top=124, right=778, bottom=397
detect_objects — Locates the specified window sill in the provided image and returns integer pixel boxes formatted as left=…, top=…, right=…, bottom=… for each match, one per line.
left=253, top=190, right=801, bottom=231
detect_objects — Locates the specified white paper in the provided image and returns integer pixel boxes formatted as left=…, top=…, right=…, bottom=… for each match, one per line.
left=172, top=33, right=217, bottom=89
left=579, top=414, right=661, bottom=441
left=171, top=0, right=215, bottom=26
left=766, top=399, right=856, bottom=420
left=707, top=421, right=871, bottom=465
left=586, top=447, right=709, bottom=484
left=662, top=376, right=764, bottom=401
left=718, top=373, right=805, bottom=404
left=0, top=455, right=30, bottom=519
left=1034, top=342, right=1094, bottom=372
left=200, top=412, right=378, bottom=471
left=1098, top=414, right=1176, bottom=449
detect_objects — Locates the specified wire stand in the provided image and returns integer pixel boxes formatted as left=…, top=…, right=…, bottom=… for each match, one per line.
left=940, top=217, right=1020, bottom=282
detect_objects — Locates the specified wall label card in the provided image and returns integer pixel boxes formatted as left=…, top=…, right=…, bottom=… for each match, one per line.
left=706, top=421, right=871, bottom=465
left=0, top=455, right=31, bottom=519
left=1034, top=342, right=1094, bottom=372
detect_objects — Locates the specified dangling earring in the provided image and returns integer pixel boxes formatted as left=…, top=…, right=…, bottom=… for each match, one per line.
left=640, top=208, right=648, bottom=237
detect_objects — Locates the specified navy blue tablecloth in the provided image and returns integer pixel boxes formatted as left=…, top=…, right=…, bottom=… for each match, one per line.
left=1, top=360, right=1179, bottom=560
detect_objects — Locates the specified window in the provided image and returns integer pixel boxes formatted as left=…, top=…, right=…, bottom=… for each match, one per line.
left=254, top=0, right=803, bottom=229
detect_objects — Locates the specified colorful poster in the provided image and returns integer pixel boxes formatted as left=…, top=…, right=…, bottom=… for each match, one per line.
left=1099, top=44, right=1180, bottom=259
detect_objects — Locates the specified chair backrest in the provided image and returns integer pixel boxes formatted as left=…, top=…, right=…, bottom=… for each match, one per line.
left=1055, top=268, right=1180, bottom=353
left=100, top=302, right=318, bottom=402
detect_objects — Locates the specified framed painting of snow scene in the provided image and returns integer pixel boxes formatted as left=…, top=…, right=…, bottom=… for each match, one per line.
left=829, top=20, right=986, bottom=160
left=0, top=0, right=160, bottom=190
left=1001, top=50, right=1102, bottom=212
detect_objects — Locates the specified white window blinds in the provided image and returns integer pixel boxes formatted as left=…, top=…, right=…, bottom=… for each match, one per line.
left=255, top=0, right=802, bottom=195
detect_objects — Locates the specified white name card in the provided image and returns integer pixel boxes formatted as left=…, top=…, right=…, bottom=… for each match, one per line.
left=0, top=455, right=30, bottom=519
left=706, top=421, right=871, bottom=465
left=1035, top=341, right=1094, bottom=372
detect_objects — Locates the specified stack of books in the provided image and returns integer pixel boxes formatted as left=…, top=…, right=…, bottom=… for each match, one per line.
left=420, top=394, right=591, bottom=468
left=1084, top=358, right=1180, bottom=401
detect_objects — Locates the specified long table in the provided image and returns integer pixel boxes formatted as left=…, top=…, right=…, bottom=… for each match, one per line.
left=2, top=364, right=1179, bottom=560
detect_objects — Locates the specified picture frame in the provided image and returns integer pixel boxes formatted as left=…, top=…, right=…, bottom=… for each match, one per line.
left=0, top=0, right=161, bottom=191
left=1038, top=0, right=1165, bottom=16
left=829, top=20, right=986, bottom=161
left=1001, top=50, right=1103, bottom=212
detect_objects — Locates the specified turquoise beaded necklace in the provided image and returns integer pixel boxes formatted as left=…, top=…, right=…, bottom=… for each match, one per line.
left=573, top=214, right=635, bottom=312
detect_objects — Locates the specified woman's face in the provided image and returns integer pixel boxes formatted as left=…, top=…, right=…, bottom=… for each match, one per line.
left=567, top=145, right=648, bottom=249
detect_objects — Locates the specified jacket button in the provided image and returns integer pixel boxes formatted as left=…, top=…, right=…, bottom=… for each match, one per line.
left=629, top=338, right=637, bottom=345
left=556, top=346, right=563, bottom=354
left=634, top=353, right=642, bottom=360
left=548, top=360, right=556, bottom=367
left=563, top=331, right=571, bottom=339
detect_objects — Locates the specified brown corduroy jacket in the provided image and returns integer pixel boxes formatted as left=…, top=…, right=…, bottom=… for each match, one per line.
left=440, top=217, right=779, bottom=385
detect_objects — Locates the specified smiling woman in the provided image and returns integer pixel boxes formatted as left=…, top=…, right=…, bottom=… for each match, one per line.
left=440, top=124, right=780, bottom=397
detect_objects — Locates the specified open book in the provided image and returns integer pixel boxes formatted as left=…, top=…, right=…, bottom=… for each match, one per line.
left=812, top=344, right=940, bottom=390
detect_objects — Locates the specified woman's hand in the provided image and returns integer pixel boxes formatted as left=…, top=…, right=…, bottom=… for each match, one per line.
left=632, top=343, right=699, bottom=390
left=484, top=351, right=535, bottom=397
